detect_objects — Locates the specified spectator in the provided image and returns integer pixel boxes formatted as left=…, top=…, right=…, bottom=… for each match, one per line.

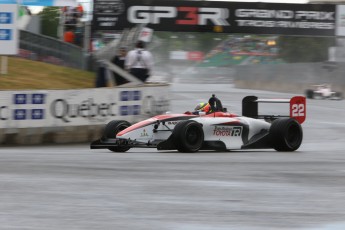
left=95, top=61, right=107, bottom=87
left=74, top=22, right=83, bottom=46
left=63, top=6, right=76, bottom=24
left=63, top=27, right=75, bottom=44
left=125, top=41, right=153, bottom=82
left=111, top=46, right=129, bottom=86
left=77, top=4, right=84, bottom=18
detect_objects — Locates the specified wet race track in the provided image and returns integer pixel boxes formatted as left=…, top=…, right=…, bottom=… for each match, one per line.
left=1, top=83, right=345, bottom=230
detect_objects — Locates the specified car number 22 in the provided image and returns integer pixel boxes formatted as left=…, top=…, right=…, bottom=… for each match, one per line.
left=292, top=103, right=305, bottom=117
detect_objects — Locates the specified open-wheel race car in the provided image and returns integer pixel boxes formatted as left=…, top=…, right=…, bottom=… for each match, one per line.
left=305, top=84, right=343, bottom=100
left=91, top=96, right=306, bottom=153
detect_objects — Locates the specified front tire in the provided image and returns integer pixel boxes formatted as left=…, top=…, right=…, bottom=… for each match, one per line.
left=103, top=120, right=131, bottom=152
left=269, top=118, right=303, bottom=152
left=172, top=120, right=204, bottom=153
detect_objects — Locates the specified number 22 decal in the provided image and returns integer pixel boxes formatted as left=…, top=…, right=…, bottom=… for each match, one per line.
left=292, top=104, right=305, bottom=117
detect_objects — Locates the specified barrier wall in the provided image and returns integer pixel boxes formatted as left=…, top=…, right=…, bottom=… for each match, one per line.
left=0, top=84, right=170, bottom=145
left=233, top=62, right=345, bottom=94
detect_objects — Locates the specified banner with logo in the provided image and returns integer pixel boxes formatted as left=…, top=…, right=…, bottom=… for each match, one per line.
left=0, top=86, right=170, bottom=128
left=0, top=4, right=18, bottom=55
left=92, top=0, right=337, bottom=36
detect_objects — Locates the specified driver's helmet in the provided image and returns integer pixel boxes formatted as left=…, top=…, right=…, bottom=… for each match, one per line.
left=194, top=102, right=210, bottom=113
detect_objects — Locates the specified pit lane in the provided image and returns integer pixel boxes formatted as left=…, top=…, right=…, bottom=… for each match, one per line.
left=1, top=83, right=345, bottom=230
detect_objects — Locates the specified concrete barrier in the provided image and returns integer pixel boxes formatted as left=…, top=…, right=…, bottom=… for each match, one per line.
left=233, top=62, right=345, bottom=94
left=0, top=125, right=105, bottom=145
left=0, top=84, right=170, bottom=146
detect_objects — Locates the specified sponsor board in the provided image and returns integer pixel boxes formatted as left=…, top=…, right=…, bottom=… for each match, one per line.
left=0, top=86, right=170, bottom=128
left=0, top=4, right=17, bottom=55
left=92, top=0, right=337, bottom=36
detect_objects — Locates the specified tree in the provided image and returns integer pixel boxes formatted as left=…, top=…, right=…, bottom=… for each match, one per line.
left=39, top=7, right=60, bottom=38
left=278, top=36, right=335, bottom=63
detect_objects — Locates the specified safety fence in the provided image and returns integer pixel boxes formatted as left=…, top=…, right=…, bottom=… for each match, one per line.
left=19, top=30, right=89, bottom=70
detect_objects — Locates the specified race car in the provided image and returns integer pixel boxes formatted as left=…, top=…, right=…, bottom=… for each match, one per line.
left=305, top=84, right=343, bottom=100
left=91, top=95, right=306, bottom=153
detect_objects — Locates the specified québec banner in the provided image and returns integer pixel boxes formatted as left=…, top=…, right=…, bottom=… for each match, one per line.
left=92, top=0, right=339, bottom=36
left=0, top=86, right=170, bottom=128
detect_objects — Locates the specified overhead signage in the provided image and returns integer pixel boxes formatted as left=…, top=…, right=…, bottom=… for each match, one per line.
left=92, top=0, right=337, bottom=36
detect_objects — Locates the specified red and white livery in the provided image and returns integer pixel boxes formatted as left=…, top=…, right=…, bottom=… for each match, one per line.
left=91, top=95, right=306, bottom=152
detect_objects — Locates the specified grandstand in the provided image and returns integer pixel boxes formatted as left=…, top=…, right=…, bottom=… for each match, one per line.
left=198, top=35, right=284, bottom=67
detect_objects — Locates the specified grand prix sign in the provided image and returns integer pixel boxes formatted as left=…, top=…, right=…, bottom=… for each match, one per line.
left=92, top=0, right=338, bottom=36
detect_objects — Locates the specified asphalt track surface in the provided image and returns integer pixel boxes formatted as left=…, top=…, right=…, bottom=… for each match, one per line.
left=1, top=83, right=345, bottom=230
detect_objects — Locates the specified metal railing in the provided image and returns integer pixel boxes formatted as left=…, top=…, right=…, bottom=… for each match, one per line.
left=19, top=30, right=88, bottom=70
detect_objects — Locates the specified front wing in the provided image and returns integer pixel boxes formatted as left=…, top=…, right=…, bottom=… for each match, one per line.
left=90, top=138, right=162, bottom=149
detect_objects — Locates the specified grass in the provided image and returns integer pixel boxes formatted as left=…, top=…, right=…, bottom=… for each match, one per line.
left=0, top=57, right=95, bottom=90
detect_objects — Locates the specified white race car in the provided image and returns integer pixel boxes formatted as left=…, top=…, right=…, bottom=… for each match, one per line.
left=91, top=96, right=306, bottom=153
left=305, top=84, right=343, bottom=100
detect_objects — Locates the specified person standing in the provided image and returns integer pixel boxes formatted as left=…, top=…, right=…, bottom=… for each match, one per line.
left=111, top=46, right=129, bottom=86
left=125, top=41, right=153, bottom=82
left=63, top=27, right=75, bottom=44
left=208, top=94, right=223, bottom=112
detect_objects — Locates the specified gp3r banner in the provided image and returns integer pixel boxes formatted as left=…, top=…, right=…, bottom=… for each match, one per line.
left=92, top=0, right=336, bottom=36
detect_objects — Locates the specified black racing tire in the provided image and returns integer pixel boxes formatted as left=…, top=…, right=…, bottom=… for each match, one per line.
left=335, top=92, right=343, bottom=100
left=172, top=120, right=204, bottom=153
left=103, top=120, right=131, bottom=152
left=305, top=89, right=314, bottom=99
left=269, top=118, right=303, bottom=152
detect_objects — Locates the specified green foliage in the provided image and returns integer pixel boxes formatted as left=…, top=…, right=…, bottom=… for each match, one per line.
left=278, top=36, right=335, bottom=63
left=155, top=32, right=228, bottom=53
left=39, top=7, right=60, bottom=38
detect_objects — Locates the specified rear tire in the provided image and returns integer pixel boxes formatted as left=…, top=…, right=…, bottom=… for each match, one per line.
left=103, top=120, right=131, bottom=152
left=335, top=92, right=343, bottom=100
left=305, top=89, right=314, bottom=99
left=269, top=118, right=303, bottom=152
left=172, top=120, right=204, bottom=153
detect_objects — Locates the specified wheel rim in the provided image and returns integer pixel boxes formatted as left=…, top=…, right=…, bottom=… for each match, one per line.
left=115, top=124, right=129, bottom=136
left=286, top=123, right=301, bottom=147
left=185, top=125, right=202, bottom=146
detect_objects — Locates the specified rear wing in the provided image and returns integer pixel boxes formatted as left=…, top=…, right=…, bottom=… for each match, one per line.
left=242, top=96, right=306, bottom=124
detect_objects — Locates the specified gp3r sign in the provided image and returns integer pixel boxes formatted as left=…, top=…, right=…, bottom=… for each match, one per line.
left=127, top=6, right=230, bottom=26
left=92, top=0, right=341, bottom=36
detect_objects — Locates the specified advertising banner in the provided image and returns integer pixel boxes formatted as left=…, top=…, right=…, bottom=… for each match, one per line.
left=0, top=4, right=18, bottom=55
left=0, top=86, right=170, bottom=128
left=92, top=0, right=336, bottom=36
